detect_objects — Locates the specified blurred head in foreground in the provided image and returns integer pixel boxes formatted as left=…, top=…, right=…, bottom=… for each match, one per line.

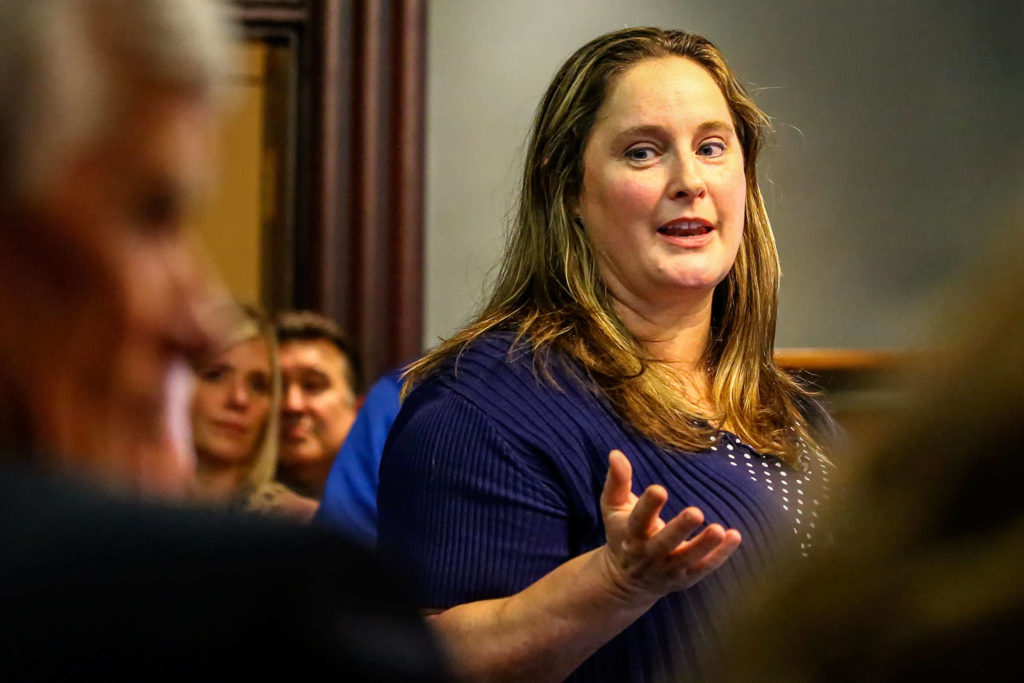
left=191, top=303, right=280, bottom=504
left=714, top=230, right=1024, bottom=681
left=275, top=310, right=362, bottom=497
left=0, top=0, right=230, bottom=496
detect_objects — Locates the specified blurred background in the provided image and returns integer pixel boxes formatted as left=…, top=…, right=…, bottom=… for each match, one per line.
left=209, top=0, right=1024, bottom=429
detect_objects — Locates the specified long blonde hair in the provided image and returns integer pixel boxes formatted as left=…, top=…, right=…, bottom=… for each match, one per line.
left=408, top=27, right=819, bottom=464
left=237, top=306, right=281, bottom=492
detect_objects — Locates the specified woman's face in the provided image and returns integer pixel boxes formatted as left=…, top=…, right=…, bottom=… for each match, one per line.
left=191, top=337, right=273, bottom=465
left=576, top=56, right=747, bottom=313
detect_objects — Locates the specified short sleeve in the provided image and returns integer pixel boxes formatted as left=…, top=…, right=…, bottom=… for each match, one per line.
left=377, top=382, right=571, bottom=609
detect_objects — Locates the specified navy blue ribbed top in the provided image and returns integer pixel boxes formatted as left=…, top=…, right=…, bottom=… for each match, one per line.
left=378, top=332, right=833, bottom=682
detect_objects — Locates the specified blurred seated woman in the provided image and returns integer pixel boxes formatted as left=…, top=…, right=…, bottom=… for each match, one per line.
left=378, top=27, right=836, bottom=682
left=191, top=304, right=317, bottom=522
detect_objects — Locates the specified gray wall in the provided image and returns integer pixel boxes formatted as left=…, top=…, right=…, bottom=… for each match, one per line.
left=424, top=0, right=1024, bottom=350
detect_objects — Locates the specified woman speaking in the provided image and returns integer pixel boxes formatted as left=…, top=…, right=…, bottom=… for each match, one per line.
left=380, top=27, right=835, bottom=682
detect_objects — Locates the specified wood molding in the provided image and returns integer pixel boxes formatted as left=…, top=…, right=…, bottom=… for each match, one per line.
left=226, top=0, right=309, bottom=24
left=229, top=0, right=427, bottom=386
left=774, top=348, right=909, bottom=374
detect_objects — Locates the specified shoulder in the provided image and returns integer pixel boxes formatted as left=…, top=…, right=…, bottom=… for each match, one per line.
left=0, top=466, right=447, bottom=680
left=414, top=331, right=585, bottom=409
left=345, top=368, right=404, bottom=439
left=386, top=332, right=616, bottom=488
left=0, top=466, right=368, bottom=591
left=366, top=368, right=404, bottom=405
left=242, top=481, right=319, bottom=524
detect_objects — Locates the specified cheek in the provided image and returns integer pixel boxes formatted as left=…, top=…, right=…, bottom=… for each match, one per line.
left=583, top=171, right=663, bottom=248
left=597, top=173, right=661, bottom=221
left=121, top=242, right=176, bottom=327
left=718, top=166, right=747, bottom=222
left=320, top=394, right=354, bottom=428
left=191, top=386, right=221, bottom=419
left=249, top=396, right=271, bottom=424
left=306, top=396, right=333, bottom=428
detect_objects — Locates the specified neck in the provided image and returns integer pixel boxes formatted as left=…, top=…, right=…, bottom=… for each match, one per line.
left=611, top=291, right=713, bottom=370
left=609, top=286, right=715, bottom=407
left=193, top=455, right=251, bottom=503
left=277, top=460, right=331, bottom=499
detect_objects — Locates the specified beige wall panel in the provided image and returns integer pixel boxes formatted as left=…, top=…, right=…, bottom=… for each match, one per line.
left=193, top=41, right=267, bottom=307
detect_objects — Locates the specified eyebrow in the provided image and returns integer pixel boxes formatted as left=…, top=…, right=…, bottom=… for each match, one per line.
left=613, top=120, right=736, bottom=141
left=695, top=120, right=735, bottom=136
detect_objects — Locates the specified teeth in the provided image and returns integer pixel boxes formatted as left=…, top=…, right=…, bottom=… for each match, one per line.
left=658, top=221, right=708, bottom=236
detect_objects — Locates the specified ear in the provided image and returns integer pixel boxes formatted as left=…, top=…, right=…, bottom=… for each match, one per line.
left=568, top=194, right=582, bottom=224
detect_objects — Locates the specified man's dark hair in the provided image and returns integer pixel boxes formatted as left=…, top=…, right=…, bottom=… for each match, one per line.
left=275, top=311, right=363, bottom=394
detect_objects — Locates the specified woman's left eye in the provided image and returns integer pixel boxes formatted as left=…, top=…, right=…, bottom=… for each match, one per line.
left=248, top=374, right=271, bottom=395
left=696, top=140, right=727, bottom=157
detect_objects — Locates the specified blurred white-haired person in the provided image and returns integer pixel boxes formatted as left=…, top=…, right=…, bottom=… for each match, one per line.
left=0, top=1, right=446, bottom=679
left=0, top=0, right=228, bottom=493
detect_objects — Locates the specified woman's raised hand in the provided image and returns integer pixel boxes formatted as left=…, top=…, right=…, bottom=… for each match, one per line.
left=598, top=450, right=742, bottom=603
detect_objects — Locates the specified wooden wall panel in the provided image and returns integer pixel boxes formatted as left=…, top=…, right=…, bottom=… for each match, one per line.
left=232, top=0, right=427, bottom=386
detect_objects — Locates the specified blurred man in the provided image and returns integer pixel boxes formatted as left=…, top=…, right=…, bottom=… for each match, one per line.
left=0, top=1, right=445, bottom=678
left=276, top=311, right=362, bottom=498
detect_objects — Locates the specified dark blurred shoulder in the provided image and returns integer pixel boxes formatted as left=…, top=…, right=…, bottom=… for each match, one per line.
left=0, top=464, right=449, bottom=682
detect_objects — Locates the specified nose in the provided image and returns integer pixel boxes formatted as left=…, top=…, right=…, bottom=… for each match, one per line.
left=166, top=242, right=223, bottom=365
left=225, top=378, right=250, bottom=409
left=668, top=154, right=707, bottom=200
left=283, top=382, right=305, bottom=413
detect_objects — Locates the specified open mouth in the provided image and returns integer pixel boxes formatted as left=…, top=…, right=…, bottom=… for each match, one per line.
left=657, top=220, right=713, bottom=237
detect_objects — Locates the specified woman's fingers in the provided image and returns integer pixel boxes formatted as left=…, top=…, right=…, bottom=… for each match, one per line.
left=601, top=450, right=742, bottom=590
left=649, top=515, right=742, bottom=583
left=665, top=523, right=729, bottom=564
left=646, top=506, right=705, bottom=556
left=601, top=450, right=634, bottom=509
left=628, top=485, right=668, bottom=538
left=672, top=528, right=743, bottom=583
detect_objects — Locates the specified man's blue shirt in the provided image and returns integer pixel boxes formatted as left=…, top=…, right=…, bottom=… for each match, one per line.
left=314, top=370, right=403, bottom=545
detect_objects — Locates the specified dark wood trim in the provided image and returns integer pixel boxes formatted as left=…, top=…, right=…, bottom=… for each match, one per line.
left=775, top=348, right=911, bottom=405
left=774, top=348, right=909, bottom=374
left=391, top=0, right=427, bottom=365
left=226, top=7, right=308, bottom=24
left=353, top=0, right=384, bottom=363
left=229, top=0, right=427, bottom=385
left=303, top=0, right=351, bottom=316
left=225, top=0, right=310, bottom=25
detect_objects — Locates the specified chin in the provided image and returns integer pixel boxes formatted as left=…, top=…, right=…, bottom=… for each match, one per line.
left=662, top=266, right=732, bottom=292
left=198, top=447, right=251, bottom=465
left=279, top=447, right=310, bottom=465
left=281, top=450, right=327, bottom=469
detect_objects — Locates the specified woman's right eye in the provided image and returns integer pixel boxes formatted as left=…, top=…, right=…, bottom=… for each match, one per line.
left=625, top=146, right=657, bottom=163
left=198, top=366, right=228, bottom=383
